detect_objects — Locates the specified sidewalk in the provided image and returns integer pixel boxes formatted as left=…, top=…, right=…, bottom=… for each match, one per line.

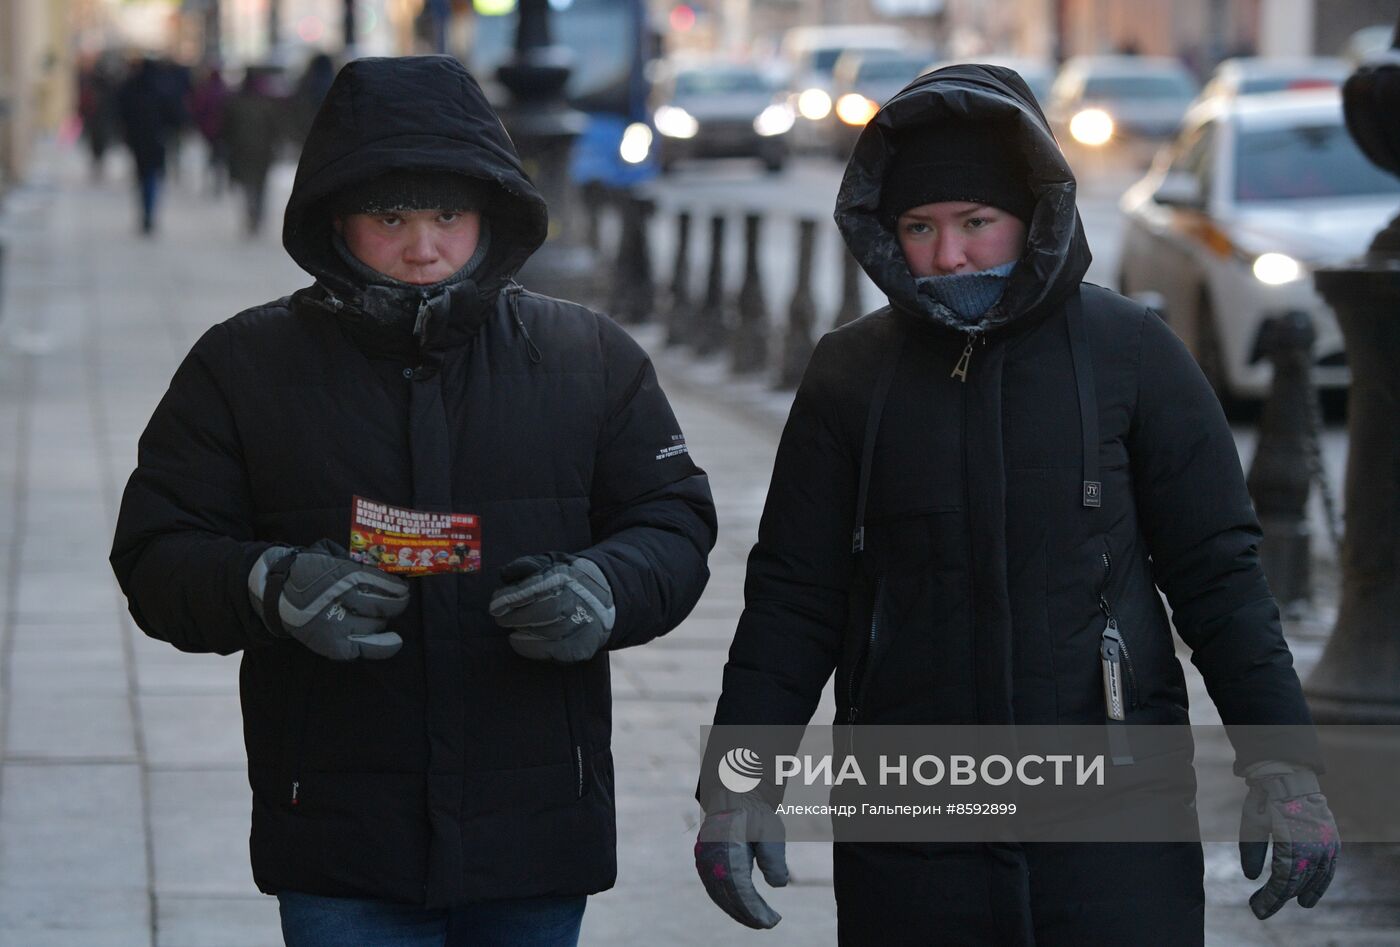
left=0, top=139, right=1394, bottom=946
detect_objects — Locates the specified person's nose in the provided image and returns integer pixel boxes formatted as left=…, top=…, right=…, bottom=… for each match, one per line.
left=932, top=231, right=967, bottom=276
left=401, top=223, right=438, bottom=265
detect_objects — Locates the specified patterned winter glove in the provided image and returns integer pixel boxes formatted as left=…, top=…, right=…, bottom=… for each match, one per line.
left=489, top=552, right=615, bottom=663
left=248, top=540, right=410, bottom=660
left=695, top=795, right=789, bottom=930
left=1239, top=760, right=1341, bottom=919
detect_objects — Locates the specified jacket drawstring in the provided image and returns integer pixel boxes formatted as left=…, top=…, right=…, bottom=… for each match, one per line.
left=506, top=282, right=543, bottom=364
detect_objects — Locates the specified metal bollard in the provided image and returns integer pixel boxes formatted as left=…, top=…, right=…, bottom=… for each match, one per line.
left=1305, top=262, right=1400, bottom=722
left=834, top=245, right=864, bottom=328
left=1245, top=311, right=1317, bottom=610
left=664, top=211, right=693, bottom=347
left=693, top=214, right=727, bottom=356
left=581, top=182, right=604, bottom=253
left=777, top=218, right=817, bottom=390
left=607, top=195, right=655, bottom=324
left=731, top=212, right=769, bottom=374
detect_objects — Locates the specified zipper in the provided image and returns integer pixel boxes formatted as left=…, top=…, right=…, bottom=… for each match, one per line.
left=950, top=334, right=986, bottom=382
left=563, top=673, right=586, bottom=799
left=1097, top=545, right=1137, bottom=713
left=289, top=659, right=317, bottom=810
left=846, top=575, right=885, bottom=725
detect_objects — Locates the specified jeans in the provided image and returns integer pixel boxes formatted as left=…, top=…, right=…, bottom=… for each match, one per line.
left=278, top=891, right=587, bottom=947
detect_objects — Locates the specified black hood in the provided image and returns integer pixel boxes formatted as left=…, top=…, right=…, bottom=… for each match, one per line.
left=282, top=56, right=548, bottom=306
left=834, top=63, right=1092, bottom=335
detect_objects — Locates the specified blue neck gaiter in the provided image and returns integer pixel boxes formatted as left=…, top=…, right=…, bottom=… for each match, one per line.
left=915, top=260, right=1017, bottom=322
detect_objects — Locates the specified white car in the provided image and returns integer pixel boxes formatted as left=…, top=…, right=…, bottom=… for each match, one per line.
left=1195, top=56, right=1350, bottom=104
left=1118, top=89, right=1400, bottom=402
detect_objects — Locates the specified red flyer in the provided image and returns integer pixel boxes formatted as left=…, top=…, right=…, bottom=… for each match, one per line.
left=349, top=495, right=481, bottom=576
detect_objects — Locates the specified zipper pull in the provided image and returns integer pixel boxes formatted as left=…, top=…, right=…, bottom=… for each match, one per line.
left=290, top=780, right=300, bottom=806
left=1100, top=620, right=1125, bottom=721
left=951, top=339, right=975, bottom=382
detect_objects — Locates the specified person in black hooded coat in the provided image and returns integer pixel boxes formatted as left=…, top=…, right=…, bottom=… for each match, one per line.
left=110, top=55, right=716, bottom=944
left=694, top=64, right=1338, bottom=945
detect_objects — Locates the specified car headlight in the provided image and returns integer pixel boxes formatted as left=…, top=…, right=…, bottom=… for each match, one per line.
left=654, top=106, right=698, bottom=139
left=753, top=104, right=795, bottom=137
left=619, top=123, right=654, bottom=164
left=796, top=88, right=832, bottom=121
left=835, top=93, right=879, bottom=127
left=1069, top=108, right=1114, bottom=146
left=1252, top=252, right=1303, bottom=285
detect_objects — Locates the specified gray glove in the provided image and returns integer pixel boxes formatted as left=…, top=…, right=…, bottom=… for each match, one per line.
left=488, top=552, right=615, bottom=663
left=248, top=540, right=410, bottom=660
left=1239, top=760, right=1341, bottom=919
left=695, top=796, right=789, bottom=930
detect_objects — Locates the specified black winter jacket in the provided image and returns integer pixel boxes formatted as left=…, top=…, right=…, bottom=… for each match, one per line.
left=111, top=56, right=716, bottom=907
left=711, top=64, right=1316, bottom=944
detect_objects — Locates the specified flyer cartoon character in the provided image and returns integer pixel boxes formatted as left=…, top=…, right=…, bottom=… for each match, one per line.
left=349, top=530, right=369, bottom=562
left=397, top=547, right=415, bottom=568
left=417, top=548, right=436, bottom=569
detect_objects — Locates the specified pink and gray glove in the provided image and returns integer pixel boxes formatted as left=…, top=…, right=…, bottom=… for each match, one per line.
left=1239, top=760, right=1341, bottom=919
left=695, top=795, right=789, bottom=930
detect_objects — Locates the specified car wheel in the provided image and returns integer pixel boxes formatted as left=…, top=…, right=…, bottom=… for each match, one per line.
left=1195, top=295, right=1240, bottom=416
left=764, top=157, right=785, bottom=174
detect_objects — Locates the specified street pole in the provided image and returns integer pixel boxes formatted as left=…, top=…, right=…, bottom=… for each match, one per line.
left=344, top=0, right=356, bottom=53
left=494, top=0, right=595, bottom=302
left=1302, top=17, right=1400, bottom=723
left=268, top=0, right=281, bottom=52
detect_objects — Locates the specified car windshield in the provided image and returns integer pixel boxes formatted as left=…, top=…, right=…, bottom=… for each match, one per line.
left=857, top=58, right=927, bottom=82
left=675, top=70, right=768, bottom=97
left=1238, top=76, right=1342, bottom=94
left=1084, top=74, right=1196, bottom=100
left=1235, top=122, right=1400, bottom=201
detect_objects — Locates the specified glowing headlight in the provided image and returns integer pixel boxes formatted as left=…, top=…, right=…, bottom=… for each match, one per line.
left=797, top=88, right=832, bottom=121
left=619, top=123, right=654, bottom=164
left=1252, top=252, right=1303, bottom=285
left=654, top=106, right=698, bottom=139
left=1069, top=108, right=1114, bottom=146
left=835, top=93, right=879, bottom=127
left=754, top=104, right=795, bottom=137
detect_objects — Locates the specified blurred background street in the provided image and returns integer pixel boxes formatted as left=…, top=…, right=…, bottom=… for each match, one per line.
left=2, top=0, right=1399, bottom=944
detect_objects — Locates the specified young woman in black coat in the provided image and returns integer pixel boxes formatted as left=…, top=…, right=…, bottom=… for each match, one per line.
left=695, top=63, right=1339, bottom=945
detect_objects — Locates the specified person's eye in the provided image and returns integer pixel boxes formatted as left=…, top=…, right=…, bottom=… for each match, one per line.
left=438, top=212, right=460, bottom=224
left=903, top=221, right=930, bottom=235
left=966, top=217, right=991, bottom=230
left=380, top=215, right=402, bottom=227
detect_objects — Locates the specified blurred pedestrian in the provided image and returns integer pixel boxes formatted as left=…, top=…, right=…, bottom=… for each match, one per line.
left=116, top=54, right=183, bottom=235
left=696, top=63, right=1339, bottom=944
left=110, top=55, right=715, bottom=946
left=223, top=65, right=282, bottom=235
left=290, top=51, right=335, bottom=148
left=76, top=51, right=121, bottom=182
left=189, top=62, right=230, bottom=195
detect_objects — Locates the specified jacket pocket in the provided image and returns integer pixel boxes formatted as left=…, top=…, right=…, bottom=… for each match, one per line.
left=562, top=670, right=590, bottom=799
left=1097, top=539, right=1139, bottom=715
left=845, top=574, right=886, bottom=725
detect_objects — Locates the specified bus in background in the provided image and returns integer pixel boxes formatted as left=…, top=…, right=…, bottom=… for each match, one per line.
left=468, top=0, right=660, bottom=189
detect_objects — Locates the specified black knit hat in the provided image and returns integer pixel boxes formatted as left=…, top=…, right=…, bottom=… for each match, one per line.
left=330, top=170, right=488, bottom=216
left=878, top=120, right=1035, bottom=226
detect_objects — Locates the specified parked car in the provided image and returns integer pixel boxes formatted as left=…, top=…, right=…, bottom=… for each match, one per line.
left=1195, top=56, right=1350, bottom=104
left=829, top=48, right=935, bottom=158
left=1118, top=89, right=1400, bottom=403
left=937, top=54, right=1055, bottom=108
left=650, top=62, right=794, bottom=173
left=1047, top=55, right=1198, bottom=151
left=775, top=23, right=913, bottom=152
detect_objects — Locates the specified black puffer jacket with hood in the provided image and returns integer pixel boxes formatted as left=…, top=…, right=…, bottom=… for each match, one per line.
left=711, top=64, right=1317, bottom=944
left=111, top=56, right=716, bottom=907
